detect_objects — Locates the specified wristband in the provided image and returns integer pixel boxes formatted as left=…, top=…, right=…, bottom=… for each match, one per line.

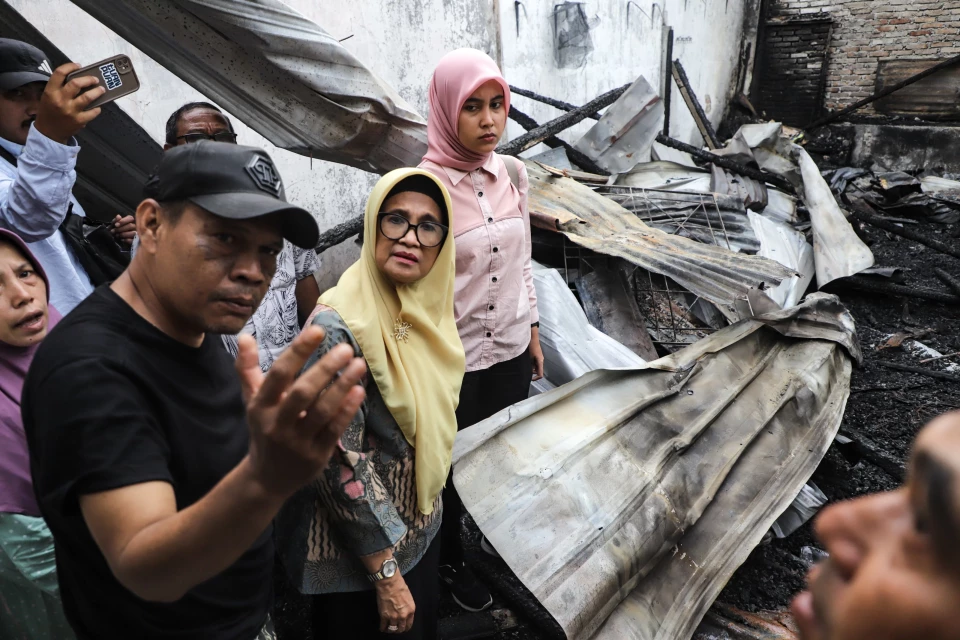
left=531, top=322, right=540, bottom=328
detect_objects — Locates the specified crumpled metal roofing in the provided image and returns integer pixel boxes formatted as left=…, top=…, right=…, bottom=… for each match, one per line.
left=70, top=0, right=428, bottom=173
left=453, top=293, right=859, bottom=640
left=525, top=161, right=795, bottom=314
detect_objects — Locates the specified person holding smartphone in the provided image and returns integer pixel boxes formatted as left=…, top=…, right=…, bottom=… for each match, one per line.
left=0, top=39, right=136, bottom=314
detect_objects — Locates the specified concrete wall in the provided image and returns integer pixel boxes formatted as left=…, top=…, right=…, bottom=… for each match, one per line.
left=764, top=0, right=960, bottom=113
left=500, top=0, right=753, bottom=153
left=13, top=0, right=751, bottom=285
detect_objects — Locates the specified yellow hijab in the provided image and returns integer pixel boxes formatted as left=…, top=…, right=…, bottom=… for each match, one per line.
left=320, top=168, right=464, bottom=515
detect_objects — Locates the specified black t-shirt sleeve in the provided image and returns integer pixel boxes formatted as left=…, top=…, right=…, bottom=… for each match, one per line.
left=26, top=357, right=173, bottom=516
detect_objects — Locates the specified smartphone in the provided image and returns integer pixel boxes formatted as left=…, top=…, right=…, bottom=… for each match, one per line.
left=65, top=55, right=141, bottom=111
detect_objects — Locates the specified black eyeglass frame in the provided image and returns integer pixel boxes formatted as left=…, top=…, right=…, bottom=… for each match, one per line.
left=175, top=131, right=239, bottom=144
left=377, top=212, right=449, bottom=248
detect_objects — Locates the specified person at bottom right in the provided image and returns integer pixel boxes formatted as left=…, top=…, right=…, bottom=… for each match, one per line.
left=793, top=410, right=960, bottom=640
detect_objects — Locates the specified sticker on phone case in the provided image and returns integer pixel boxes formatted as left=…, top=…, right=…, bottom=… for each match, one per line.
left=99, top=63, right=122, bottom=91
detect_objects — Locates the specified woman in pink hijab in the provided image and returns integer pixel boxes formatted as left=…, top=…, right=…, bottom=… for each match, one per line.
left=419, top=48, right=542, bottom=613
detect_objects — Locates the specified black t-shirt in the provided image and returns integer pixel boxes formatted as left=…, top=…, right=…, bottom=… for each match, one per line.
left=23, top=286, right=272, bottom=640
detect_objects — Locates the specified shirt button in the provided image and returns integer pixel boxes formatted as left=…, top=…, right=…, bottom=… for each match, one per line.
left=489, top=305, right=495, bottom=310
left=487, top=217, right=493, bottom=223
left=486, top=332, right=492, bottom=337
left=492, top=276, right=498, bottom=283
left=493, top=247, right=499, bottom=253
left=478, top=191, right=484, bottom=198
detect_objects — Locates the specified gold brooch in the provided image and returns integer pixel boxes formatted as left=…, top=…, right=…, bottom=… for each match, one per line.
left=394, top=317, right=413, bottom=343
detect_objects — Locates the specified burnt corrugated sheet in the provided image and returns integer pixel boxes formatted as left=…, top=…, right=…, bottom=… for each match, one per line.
left=874, top=59, right=960, bottom=120
left=524, top=161, right=795, bottom=313
left=453, top=293, right=857, bottom=640
left=70, top=0, right=428, bottom=174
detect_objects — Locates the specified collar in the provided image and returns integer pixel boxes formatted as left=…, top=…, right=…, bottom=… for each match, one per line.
left=440, top=153, right=501, bottom=186
left=0, top=136, right=24, bottom=161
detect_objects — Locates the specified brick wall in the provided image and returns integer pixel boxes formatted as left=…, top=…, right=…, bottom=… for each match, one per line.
left=754, top=16, right=833, bottom=125
left=761, top=0, right=960, bottom=114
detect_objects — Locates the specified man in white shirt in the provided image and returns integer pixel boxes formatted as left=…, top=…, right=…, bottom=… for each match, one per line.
left=0, top=39, right=131, bottom=313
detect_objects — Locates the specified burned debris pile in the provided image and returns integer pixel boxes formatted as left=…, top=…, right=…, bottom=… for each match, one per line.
left=444, top=58, right=960, bottom=640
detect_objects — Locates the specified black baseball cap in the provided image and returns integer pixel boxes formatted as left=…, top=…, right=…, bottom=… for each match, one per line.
left=144, top=141, right=319, bottom=249
left=0, top=39, right=52, bottom=91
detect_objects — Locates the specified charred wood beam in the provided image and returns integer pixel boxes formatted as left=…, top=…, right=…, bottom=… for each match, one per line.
left=671, top=60, right=721, bottom=149
left=662, top=28, right=674, bottom=136
left=838, top=429, right=907, bottom=481
left=848, top=203, right=960, bottom=261
left=828, top=275, right=960, bottom=304
left=508, top=105, right=609, bottom=175
left=471, top=557, right=565, bottom=640
left=934, top=268, right=960, bottom=298
left=315, top=214, right=363, bottom=254
left=805, top=52, right=960, bottom=131
left=498, top=83, right=630, bottom=156
left=654, top=134, right=795, bottom=192
left=876, top=361, right=960, bottom=384
left=508, top=85, right=601, bottom=120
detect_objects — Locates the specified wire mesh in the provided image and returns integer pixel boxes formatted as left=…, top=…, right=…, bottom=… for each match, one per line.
left=593, top=185, right=760, bottom=253
left=560, top=236, right=718, bottom=347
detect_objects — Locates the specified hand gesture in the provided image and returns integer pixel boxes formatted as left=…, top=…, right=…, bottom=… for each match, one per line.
left=34, top=63, right=105, bottom=145
left=236, top=326, right=366, bottom=498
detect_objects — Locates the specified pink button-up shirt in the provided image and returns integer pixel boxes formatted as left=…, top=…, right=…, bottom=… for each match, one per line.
left=421, top=154, right=539, bottom=372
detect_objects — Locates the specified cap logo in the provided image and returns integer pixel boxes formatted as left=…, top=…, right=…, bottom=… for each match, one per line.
left=246, top=156, right=282, bottom=197
left=38, top=60, right=52, bottom=74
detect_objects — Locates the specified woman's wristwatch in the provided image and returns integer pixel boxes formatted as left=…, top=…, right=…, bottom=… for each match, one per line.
left=367, top=557, right=399, bottom=583
left=531, top=322, right=540, bottom=328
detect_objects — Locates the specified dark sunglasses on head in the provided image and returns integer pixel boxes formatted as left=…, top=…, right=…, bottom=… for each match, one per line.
left=378, top=212, right=448, bottom=248
left=176, top=131, right=238, bottom=144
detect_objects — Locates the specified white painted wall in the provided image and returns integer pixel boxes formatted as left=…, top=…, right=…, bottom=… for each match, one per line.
left=12, top=0, right=749, bottom=287
left=500, top=0, right=751, bottom=153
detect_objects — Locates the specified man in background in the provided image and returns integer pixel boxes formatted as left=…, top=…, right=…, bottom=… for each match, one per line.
left=164, top=101, right=321, bottom=371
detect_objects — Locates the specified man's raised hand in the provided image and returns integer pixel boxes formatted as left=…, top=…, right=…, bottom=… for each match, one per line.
left=238, top=327, right=366, bottom=499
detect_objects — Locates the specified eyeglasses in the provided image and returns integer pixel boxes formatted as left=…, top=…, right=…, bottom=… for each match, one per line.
left=378, top=212, right=448, bottom=248
left=175, top=131, right=238, bottom=144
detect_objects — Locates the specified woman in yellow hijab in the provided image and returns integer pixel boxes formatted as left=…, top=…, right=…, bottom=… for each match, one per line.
left=276, top=168, right=464, bottom=639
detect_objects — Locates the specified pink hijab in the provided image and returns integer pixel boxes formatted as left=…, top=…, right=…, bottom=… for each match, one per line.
left=423, top=48, right=511, bottom=172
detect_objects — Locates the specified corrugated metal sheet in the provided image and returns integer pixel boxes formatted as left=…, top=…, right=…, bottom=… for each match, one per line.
left=453, top=293, right=858, bottom=640
left=875, top=59, right=960, bottom=120
left=524, top=161, right=795, bottom=315
left=70, top=0, right=428, bottom=174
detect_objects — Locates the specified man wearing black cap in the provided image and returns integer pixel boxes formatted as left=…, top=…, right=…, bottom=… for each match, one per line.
left=23, top=141, right=367, bottom=639
left=158, top=101, right=322, bottom=372
left=0, top=38, right=125, bottom=314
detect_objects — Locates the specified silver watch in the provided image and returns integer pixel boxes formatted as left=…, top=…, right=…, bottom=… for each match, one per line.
left=367, top=557, right=399, bottom=583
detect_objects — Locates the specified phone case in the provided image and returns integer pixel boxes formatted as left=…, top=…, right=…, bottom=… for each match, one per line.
left=66, top=55, right=141, bottom=111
